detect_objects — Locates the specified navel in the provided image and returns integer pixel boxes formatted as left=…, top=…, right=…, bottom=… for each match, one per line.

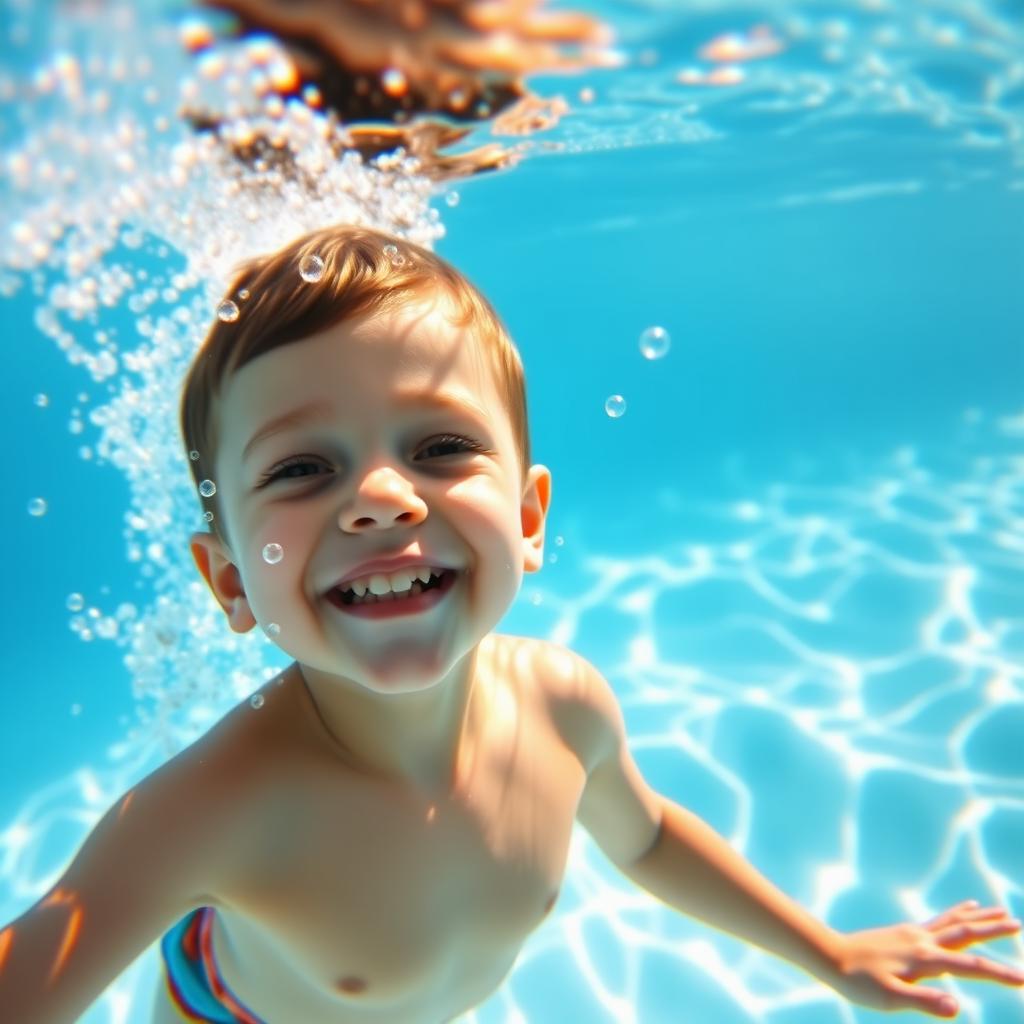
left=336, top=975, right=369, bottom=995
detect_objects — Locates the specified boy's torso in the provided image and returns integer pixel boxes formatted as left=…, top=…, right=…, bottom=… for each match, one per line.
left=165, top=633, right=590, bottom=1024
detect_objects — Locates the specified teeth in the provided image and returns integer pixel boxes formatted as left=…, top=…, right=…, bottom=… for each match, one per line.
left=339, top=565, right=445, bottom=598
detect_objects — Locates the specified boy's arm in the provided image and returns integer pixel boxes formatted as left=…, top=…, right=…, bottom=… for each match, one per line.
left=0, top=733, right=242, bottom=1023
left=562, top=650, right=1024, bottom=1018
left=558, top=648, right=839, bottom=981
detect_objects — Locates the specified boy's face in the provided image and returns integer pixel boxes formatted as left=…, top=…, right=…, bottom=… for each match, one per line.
left=190, top=290, right=551, bottom=693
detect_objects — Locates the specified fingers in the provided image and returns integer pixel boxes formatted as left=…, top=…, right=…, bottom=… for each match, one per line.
left=925, top=903, right=1022, bottom=950
left=924, top=900, right=985, bottom=928
left=885, top=977, right=959, bottom=1018
left=934, top=916, right=1022, bottom=950
left=925, top=949, right=1024, bottom=986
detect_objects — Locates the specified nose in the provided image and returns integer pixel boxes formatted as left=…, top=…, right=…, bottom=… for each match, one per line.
left=337, top=465, right=428, bottom=533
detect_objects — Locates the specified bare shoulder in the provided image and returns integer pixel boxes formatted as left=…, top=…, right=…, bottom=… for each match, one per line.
left=0, top=695, right=274, bottom=1021
left=105, top=694, right=270, bottom=902
left=495, top=634, right=618, bottom=776
left=504, top=636, right=664, bottom=869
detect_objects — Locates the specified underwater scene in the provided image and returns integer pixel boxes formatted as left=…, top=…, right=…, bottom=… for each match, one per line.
left=1, top=0, right=1023, bottom=1021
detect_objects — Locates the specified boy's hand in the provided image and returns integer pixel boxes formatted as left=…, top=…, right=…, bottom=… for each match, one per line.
left=830, top=900, right=1024, bottom=1017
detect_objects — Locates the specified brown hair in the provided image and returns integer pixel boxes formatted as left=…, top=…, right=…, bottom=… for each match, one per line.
left=179, top=224, right=530, bottom=552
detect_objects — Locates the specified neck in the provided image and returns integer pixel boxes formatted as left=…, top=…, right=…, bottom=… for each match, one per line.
left=290, top=646, right=488, bottom=794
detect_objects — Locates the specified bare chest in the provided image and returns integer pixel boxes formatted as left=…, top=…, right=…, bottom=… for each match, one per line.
left=213, top=674, right=587, bottom=1020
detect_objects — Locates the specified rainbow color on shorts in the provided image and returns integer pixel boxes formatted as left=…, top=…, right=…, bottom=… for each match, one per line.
left=160, top=907, right=267, bottom=1024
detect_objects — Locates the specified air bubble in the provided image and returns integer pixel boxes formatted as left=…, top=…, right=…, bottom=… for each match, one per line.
left=381, top=68, right=408, bottom=97
left=199, top=479, right=216, bottom=497
left=266, top=622, right=281, bottom=636
left=299, top=253, right=324, bottom=282
left=238, top=288, right=250, bottom=300
left=203, top=510, right=214, bottom=522
left=217, top=299, right=239, bottom=322
left=250, top=693, right=265, bottom=709
left=444, top=191, right=460, bottom=207
left=383, top=243, right=399, bottom=260
left=639, top=326, right=670, bottom=360
left=605, top=395, right=627, bottom=418
left=262, top=542, right=283, bottom=564
left=34, top=393, right=49, bottom=407
left=28, top=497, right=47, bottom=516
left=67, top=592, right=85, bottom=612
left=96, top=617, right=118, bottom=639
left=189, top=450, right=200, bottom=461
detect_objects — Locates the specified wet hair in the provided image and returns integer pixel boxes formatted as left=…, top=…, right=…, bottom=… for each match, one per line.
left=179, top=223, right=530, bottom=552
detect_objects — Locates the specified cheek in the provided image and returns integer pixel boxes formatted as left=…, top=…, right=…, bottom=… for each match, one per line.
left=450, top=483, right=522, bottom=556
left=251, top=500, right=314, bottom=551
left=241, top=509, right=314, bottom=594
left=450, top=475, right=518, bottom=520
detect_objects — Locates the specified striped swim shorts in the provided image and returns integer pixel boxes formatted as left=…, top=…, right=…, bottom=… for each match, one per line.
left=160, top=907, right=266, bottom=1023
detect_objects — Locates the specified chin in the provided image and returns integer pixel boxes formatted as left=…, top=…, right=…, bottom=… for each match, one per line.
left=347, top=650, right=460, bottom=693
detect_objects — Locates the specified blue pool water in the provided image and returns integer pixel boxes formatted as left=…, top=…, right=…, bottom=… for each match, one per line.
left=1, top=1, right=1023, bottom=1022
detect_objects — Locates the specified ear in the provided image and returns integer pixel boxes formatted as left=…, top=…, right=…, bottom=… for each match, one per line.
left=189, top=531, right=258, bottom=634
left=520, top=464, right=552, bottom=574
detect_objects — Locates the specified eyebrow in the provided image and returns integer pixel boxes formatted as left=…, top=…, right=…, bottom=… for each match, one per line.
left=241, top=391, right=491, bottom=463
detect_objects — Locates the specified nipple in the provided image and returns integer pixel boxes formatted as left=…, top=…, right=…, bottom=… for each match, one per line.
left=336, top=975, right=369, bottom=995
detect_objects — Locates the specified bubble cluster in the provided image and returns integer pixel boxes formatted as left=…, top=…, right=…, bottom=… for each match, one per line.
left=0, top=4, right=450, bottom=750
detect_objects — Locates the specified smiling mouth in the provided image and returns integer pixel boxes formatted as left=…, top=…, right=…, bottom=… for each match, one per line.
left=326, top=569, right=459, bottom=617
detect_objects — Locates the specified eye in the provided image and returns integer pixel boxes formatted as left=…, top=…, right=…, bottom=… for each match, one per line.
left=418, top=433, right=488, bottom=459
left=256, top=434, right=489, bottom=487
left=257, top=456, right=329, bottom=486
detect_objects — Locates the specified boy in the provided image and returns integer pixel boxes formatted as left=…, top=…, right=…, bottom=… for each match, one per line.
left=1, top=224, right=1021, bottom=1023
